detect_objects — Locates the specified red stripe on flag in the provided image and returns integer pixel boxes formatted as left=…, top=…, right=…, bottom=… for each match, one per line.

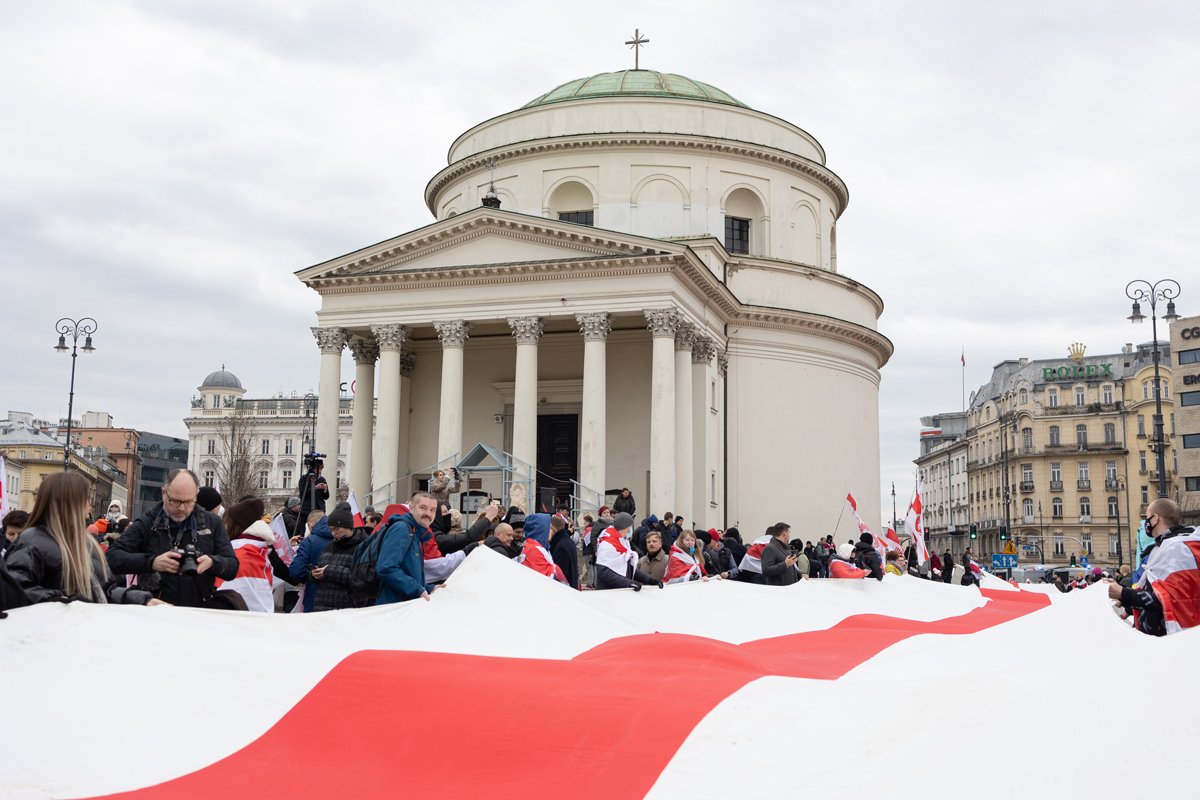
left=93, top=590, right=1047, bottom=799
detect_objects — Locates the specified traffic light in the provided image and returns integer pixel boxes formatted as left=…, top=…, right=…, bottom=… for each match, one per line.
left=969, top=524, right=978, bottom=539
left=999, top=526, right=1008, bottom=541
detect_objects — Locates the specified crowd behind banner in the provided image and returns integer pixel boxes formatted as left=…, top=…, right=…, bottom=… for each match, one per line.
left=2, top=470, right=1198, bottom=637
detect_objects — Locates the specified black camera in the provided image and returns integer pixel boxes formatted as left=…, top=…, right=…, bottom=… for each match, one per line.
left=303, top=451, right=326, bottom=470
left=176, top=543, right=200, bottom=577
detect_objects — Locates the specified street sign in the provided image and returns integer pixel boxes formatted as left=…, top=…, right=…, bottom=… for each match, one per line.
left=1002, top=541, right=1018, bottom=555
left=992, top=553, right=1018, bottom=569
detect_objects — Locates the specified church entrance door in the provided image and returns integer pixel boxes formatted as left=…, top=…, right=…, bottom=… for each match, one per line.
left=536, top=414, right=578, bottom=512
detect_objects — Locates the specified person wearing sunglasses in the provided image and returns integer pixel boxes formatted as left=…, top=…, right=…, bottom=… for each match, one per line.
left=1106, top=498, right=1200, bottom=636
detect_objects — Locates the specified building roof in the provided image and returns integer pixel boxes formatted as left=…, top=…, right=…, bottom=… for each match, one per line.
left=200, top=368, right=243, bottom=390
left=0, top=421, right=62, bottom=448
left=522, top=70, right=746, bottom=109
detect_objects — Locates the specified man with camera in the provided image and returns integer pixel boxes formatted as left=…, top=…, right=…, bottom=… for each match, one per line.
left=107, top=469, right=239, bottom=607
left=298, top=455, right=330, bottom=524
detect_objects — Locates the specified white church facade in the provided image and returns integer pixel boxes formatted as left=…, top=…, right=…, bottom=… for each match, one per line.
left=297, top=69, right=892, bottom=536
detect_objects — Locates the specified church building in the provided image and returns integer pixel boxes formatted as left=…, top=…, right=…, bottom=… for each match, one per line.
left=297, top=66, right=892, bottom=535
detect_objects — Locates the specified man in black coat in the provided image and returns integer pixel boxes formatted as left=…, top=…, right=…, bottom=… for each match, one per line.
left=853, top=533, right=884, bottom=581
left=942, top=548, right=955, bottom=584
left=761, top=523, right=800, bottom=586
left=613, top=488, right=636, bottom=517
left=549, top=515, right=580, bottom=590
left=107, top=469, right=239, bottom=607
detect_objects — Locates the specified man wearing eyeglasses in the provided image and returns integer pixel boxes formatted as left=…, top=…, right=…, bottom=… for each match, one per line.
left=1106, top=498, right=1200, bottom=636
left=107, top=469, right=239, bottom=607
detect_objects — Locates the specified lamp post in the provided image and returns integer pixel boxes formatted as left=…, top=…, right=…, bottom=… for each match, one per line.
left=1125, top=279, right=1181, bottom=499
left=54, top=318, right=98, bottom=471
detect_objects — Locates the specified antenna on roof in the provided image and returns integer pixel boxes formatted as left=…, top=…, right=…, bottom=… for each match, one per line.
left=625, top=28, right=649, bottom=70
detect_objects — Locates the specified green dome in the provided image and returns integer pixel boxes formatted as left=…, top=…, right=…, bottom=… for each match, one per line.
left=523, top=70, right=747, bottom=109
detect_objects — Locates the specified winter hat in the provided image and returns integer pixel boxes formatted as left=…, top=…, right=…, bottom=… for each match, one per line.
left=612, top=512, right=635, bottom=532
left=227, top=497, right=265, bottom=531
left=859, top=532, right=874, bottom=545
left=647, top=514, right=659, bottom=525
left=837, top=543, right=855, bottom=560
left=286, top=496, right=302, bottom=510
left=724, top=527, right=741, bottom=542
left=696, top=530, right=712, bottom=545
left=241, top=519, right=276, bottom=544
left=327, top=505, right=355, bottom=529
left=1091, top=567, right=1103, bottom=576
left=197, top=486, right=223, bottom=512
left=95, top=518, right=109, bottom=534
left=509, top=513, right=527, bottom=531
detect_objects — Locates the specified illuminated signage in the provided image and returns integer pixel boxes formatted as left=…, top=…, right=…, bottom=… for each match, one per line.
left=1042, top=364, right=1113, bottom=381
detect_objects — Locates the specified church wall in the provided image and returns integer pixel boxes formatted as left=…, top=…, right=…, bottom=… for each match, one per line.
left=726, top=266, right=882, bottom=331
left=726, top=326, right=882, bottom=542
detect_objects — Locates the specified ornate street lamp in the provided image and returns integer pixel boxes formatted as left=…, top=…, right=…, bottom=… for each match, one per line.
left=1125, top=279, right=1181, bottom=498
left=54, top=318, right=98, bottom=471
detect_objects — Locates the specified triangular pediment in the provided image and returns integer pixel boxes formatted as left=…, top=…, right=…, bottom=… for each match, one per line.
left=297, top=207, right=679, bottom=285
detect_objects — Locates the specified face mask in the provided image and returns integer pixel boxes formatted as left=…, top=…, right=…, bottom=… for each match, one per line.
left=687, top=544, right=694, bottom=554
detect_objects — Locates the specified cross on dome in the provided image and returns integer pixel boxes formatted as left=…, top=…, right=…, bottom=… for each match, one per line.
left=625, top=28, right=649, bottom=70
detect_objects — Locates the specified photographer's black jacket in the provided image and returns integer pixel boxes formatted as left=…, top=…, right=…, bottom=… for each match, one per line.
left=298, top=470, right=329, bottom=516
left=106, top=504, right=238, bottom=607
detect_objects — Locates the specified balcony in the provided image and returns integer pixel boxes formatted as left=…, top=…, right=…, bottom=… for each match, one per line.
left=1080, top=515, right=1092, bottom=524
left=1019, top=481, right=1035, bottom=492
left=1105, top=478, right=1120, bottom=490
left=1077, top=479, right=1091, bottom=491
left=1050, top=480, right=1063, bottom=491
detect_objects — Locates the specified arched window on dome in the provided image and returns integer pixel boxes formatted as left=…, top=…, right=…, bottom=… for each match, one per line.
left=548, top=181, right=595, bottom=226
left=724, top=187, right=765, bottom=255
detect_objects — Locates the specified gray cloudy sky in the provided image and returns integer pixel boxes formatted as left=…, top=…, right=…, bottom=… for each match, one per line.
left=3, top=0, right=1198, bottom=520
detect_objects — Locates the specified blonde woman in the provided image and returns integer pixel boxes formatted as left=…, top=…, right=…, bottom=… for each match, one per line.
left=4, top=472, right=162, bottom=605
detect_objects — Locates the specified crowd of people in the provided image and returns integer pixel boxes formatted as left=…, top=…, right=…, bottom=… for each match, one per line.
left=2, top=472, right=1197, bottom=637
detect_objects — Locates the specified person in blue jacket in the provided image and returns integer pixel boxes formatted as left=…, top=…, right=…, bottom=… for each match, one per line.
left=289, top=506, right=337, bottom=612
left=376, top=492, right=439, bottom=604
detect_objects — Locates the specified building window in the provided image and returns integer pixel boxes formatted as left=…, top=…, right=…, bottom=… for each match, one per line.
left=1108, top=496, right=1119, bottom=516
left=207, top=439, right=215, bottom=455
left=1106, top=460, right=1117, bottom=481
left=1048, top=389, right=1059, bottom=407
left=558, top=210, right=594, bottom=226
left=1109, top=533, right=1119, bottom=556
left=1076, top=424, right=1087, bottom=447
left=261, top=439, right=270, bottom=455
left=1141, top=486, right=1149, bottom=505
left=1080, top=497, right=1091, bottom=518
left=1019, top=389, right=1028, bottom=405
left=284, top=439, right=294, bottom=455
left=724, top=216, right=750, bottom=254
left=1049, top=426, right=1061, bottom=446
left=282, top=469, right=293, bottom=487
left=1082, top=533, right=1092, bottom=554
left=1052, top=497, right=1063, bottom=517
left=1185, top=477, right=1200, bottom=491
left=213, top=395, right=221, bottom=409
left=1140, top=451, right=1148, bottom=471
left=1022, top=428, right=1033, bottom=449
left=1179, top=348, right=1200, bottom=365
left=1078, top=462, right=1090, bottom=481
left=203, top=470, right=214, bottom=487
left=1075, top=387, right=1086, bottom=406
left=1138, top=415, right=1145, bottom=436
left=1023, top=498, right=1034, bottom=517
left=1102, top=384, right=1113, bottom=404
left=1021, top=464, right=1033, bottom=482
left=1104, top=423, right=1115, bottom=444
left=1144, top=381, right=1152, bottom=400
left=1182, top=434, right=1200, bottom=449
left=1050, top=462, right=1062, bottom=482
left=258, top=471, right=268, bottom=490
left=1054, top=534, right=1065, bottom=556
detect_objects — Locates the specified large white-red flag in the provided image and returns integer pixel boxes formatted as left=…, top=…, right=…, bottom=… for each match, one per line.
left=665, top=545, right=705, bottom=584
left=846, top=491, right=900, bottom=557
left=904, top=480, right=930, bottom=564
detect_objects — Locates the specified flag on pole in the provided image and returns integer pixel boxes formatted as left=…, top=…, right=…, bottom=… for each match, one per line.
left=0, top=454, right=10, bottom=522
left=347, top=490, right=365, bottom=528
left=268, top=513, right=296, bottom=566
left=904, top=480, right=930, bottom=564
left=961, top=349, right=965, bottom=367
left=846, top=492, right=900, bottom=557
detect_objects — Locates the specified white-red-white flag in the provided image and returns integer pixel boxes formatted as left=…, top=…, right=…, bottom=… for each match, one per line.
left=904, top=480, right=930, bottom=564
left=665, top=545, right=705, bottom=584
left=846, top=491, right=899, bottom=557
left=268, top=512, right=296, bottom=566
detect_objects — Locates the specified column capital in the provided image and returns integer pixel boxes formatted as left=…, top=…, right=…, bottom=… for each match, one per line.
left=433, top=320, right=471, bottom=349
left=348, top=336, right=380, bottom=365
left=507, top=316, right=545, bottom=345
left=400, top=352, right=418, bottom=377
left=692, top=335, right=715, bottom=364
left=644, top=308, right=680, bottom=339
left=576, top=312, right=613, bottom=342
left=674, top=321, right=697, bottom=352
left=311, top=326, right=348, bottom=354
left=370, top=323, right=409, bottom=352
left=717, top=349, right=729, bottom=377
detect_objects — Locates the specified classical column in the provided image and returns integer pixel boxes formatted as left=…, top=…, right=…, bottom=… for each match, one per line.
left=508, top=316, right=544, bottom=491
left=311, top=326, right=348, bottom=475
left=716, top=348, right=729, bottom=514
left=397, top=352, right=417, bottom=493
left=674, top=322, right=697, bottom=523
left=692, top=336, right=715, bottom=527
left=369, top=324, right=408, bottom=502
left=577, top=312, right=612, bottom=507
left=348, top=335, right=380, bottom=502
left=644, top=308, right=679, bottom=517
left=434, top=320, right=470, bottom=464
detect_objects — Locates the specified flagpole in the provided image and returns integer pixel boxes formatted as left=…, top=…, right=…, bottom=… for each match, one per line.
left=961, top=347, right=966, bottom=412
left=833, top=496, right=848, bottom=539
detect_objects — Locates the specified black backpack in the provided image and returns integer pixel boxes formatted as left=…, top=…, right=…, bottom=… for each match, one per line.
left=349, top=519, right=415, bottom=607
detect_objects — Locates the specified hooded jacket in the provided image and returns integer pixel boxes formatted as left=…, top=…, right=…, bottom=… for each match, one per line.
left=853, top=540, right=885, bottom=581
left=289, top=516, right=334, bottom=612
left=375, top=512, right=435, bottom=604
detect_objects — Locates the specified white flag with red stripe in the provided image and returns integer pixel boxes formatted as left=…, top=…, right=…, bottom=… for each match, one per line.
left=268, top=512, right=295, bottom=566
left=665, top=545, right=704, bottom=584
left=846, top=491, right=900, bottom=557
left=904, top=479, right=930, bottom=564
left=738, top=535, right=772, bottom=574
left=347, top=491, right=366, bottom=528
